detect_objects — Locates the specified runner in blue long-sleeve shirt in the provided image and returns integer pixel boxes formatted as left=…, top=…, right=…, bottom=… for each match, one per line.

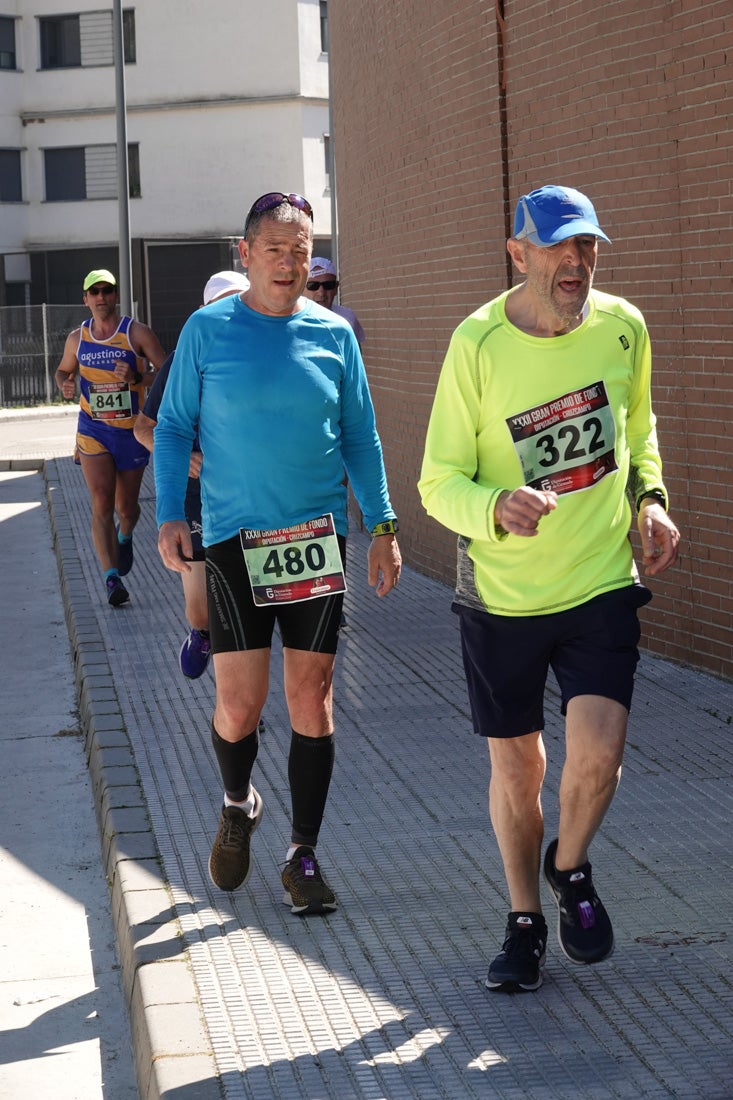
left=155, top=192, right=401, bottom=913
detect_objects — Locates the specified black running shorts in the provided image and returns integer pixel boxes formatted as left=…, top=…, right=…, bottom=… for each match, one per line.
left=454, top=584, right=652, bottom=738
left=205, top=533, right=346, bottom=655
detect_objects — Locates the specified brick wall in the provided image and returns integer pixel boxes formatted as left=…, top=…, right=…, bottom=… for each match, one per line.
left=331, top=0, right=733, bottom=680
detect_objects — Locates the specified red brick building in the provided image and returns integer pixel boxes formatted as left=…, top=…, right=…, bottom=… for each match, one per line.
left=330, top=0, right=733, bottom=680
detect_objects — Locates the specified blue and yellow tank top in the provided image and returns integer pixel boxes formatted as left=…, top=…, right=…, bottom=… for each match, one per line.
left=77, top=315, right=145, bottom=429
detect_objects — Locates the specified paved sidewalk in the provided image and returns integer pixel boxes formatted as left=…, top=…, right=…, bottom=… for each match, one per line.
left=3, top=418, right=733, bottom=1098
left=0, top=466, right=137, bottom=1099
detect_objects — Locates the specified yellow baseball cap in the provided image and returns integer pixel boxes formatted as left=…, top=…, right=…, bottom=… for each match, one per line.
left=83, top=269, right=117, bottom=291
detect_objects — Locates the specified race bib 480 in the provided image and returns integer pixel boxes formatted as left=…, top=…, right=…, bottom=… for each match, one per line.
left=239, top=513, right=346, bottom=606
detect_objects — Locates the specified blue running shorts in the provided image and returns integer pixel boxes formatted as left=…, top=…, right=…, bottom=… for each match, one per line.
left=75, top=413, right=149, bottom=471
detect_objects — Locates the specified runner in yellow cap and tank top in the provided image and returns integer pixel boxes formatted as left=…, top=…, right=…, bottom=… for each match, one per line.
left=55, top=269, right=167, bottom=606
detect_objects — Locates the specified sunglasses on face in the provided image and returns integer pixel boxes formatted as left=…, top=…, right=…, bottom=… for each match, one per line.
left=306, top=280, right=337, bottom=292
left=86, top=286, right=115, bottom=296
left=243, top=192, right=314, bottom=235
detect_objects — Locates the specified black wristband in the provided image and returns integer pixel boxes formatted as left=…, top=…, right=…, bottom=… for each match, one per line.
left=132, top=370, right=143, bottom=385
left=636, top=489, right=666, bottom=511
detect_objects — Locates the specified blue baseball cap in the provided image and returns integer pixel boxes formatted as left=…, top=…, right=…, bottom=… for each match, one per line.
left=513, top=185, right=611, bottom=247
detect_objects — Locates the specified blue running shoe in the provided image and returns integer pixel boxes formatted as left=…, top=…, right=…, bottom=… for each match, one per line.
left=106, top=574, right=129, bottom=607
left=179, top=628, right=211, bottom=679
left=117, top=530, right=134, bottom=576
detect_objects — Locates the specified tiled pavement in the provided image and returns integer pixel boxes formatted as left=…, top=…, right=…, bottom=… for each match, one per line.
left=39, top=452, right=733, bottom=1098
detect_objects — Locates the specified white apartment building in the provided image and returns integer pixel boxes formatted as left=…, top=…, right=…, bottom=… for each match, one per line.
left=0, top=0, right=332, bottom=347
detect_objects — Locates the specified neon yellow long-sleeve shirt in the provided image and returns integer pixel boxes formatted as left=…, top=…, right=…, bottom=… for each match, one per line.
left=418, top=288, right=667, bottom=616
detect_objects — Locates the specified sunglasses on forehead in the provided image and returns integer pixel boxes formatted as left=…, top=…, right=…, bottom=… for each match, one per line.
left=243, top=192, right=314, bottom=235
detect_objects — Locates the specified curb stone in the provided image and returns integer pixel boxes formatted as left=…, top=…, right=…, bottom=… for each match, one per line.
left=43, top=458, right=218, bottom=1100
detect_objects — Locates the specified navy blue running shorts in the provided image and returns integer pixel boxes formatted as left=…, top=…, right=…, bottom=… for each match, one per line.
left=205, top=533, right=346, bottom=655
left=453, top=584, right=652, bottom=739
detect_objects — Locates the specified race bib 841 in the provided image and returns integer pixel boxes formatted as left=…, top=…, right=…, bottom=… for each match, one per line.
left=88, top=381, right=132, bottom=420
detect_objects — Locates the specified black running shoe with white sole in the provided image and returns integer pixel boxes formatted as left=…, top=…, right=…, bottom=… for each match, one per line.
left=486, top=912, right=547, bottom=992
left=543, top=838, right=614, bottom=964
left=282, top=846, right=337, bottom=915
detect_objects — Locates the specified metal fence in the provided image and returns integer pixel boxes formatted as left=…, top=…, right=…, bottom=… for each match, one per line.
left=0, top=304, right=88, bottom=407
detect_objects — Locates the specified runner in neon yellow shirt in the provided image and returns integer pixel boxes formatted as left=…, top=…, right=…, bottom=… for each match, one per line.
left=419, top=185, right=680, bottom=992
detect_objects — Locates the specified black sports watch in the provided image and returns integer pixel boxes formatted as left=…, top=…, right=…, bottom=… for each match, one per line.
left=371, top=519, right=399, bottom=537
left=636, top=489, right=667, bottom=511
left=131, top=370, right=143, bottom=385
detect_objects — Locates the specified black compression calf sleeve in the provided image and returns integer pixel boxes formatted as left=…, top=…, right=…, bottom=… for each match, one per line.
left=288, top=730, right=335, bottom=848
left=211, top=721, right=259, bottom=801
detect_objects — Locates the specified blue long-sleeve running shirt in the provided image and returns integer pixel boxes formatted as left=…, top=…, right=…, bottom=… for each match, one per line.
left=154, top=295, right=395, bottom=546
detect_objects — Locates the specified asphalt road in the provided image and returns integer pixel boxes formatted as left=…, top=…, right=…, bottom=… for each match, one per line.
left=0, top=405, right=77, bottom=462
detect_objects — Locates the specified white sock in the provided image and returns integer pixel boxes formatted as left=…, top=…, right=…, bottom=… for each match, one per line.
left=224, top=788, right=256, bottom=817
left=286, top=844, right=314, bottom=861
